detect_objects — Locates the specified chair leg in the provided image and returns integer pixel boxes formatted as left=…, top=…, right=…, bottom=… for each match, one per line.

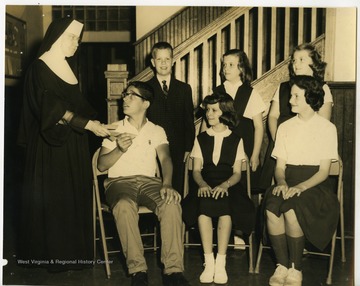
left=96, top=201, right=111, bottom=278
left=254, top=241, right=264, bottom=274
left=248, top=233, right=254, bottom=273
left=99, top=211, right=111, bottom=278
left=154, top=225, right=158, bottom=251
left=326, top=232, right=337, bottom=285
left=185, top=229, right=190, bottom=248
left=340, top=182, right=346, bottom=262
left=93, top=189, right=97, bottom=261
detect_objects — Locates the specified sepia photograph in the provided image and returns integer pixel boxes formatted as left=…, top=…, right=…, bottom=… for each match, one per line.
left=2, top=1, right=357, bottom=285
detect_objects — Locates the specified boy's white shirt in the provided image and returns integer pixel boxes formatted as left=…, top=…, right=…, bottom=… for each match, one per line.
left=102, top=117, right=168, bottom=178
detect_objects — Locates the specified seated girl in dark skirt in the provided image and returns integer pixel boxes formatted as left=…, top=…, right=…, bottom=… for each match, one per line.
left=264, top=75, right=339, bottom=286
left=182, top=92, right=255, bottom=284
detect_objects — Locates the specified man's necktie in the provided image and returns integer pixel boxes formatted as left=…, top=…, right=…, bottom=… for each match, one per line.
left=162, top=80, right=168, bottom=96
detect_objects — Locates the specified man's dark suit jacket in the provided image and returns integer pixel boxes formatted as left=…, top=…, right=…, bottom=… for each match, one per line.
left=146, top=75, right=195, bottom=193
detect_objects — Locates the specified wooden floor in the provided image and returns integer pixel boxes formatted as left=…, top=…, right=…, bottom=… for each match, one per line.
left=2, top=175, right=354, bottom=286
left=3, top=225, right=354, bottom=286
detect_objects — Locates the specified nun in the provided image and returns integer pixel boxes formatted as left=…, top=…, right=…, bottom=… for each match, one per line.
left=17, top=17, right=110, bottom=271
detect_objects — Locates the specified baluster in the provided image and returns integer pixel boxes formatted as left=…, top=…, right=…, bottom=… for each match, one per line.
left=243, top=11, right=250, bottom=55
left=202, top=40, right=210, bottom=101
left=298, top=8, right=304, bottom=45
left=311, top=8, right=317, bottom=41
left=216, top=30, right=222, bottom=86
left=175, top=58, right=182, bottom=82
left=270, top=7, right=277, bottom=69
left=230, top=20, right=236, bottom=49
left=188, top=49, right=197, bottom=106
left=284, top=7, right=291, bottom=60
left=257, top=7, right=264, bottom=79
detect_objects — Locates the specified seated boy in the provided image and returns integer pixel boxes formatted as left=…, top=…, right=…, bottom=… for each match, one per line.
left=98, top=81, right=189, bottom=286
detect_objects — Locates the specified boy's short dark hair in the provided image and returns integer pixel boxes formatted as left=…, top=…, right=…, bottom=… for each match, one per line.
left=127, top=81, right=154, bottom=104
left=290, top=75, right=324, bottom=111
left=203, top=91, right=238, bottom=129
left=151, top=42, right=173, bottom=58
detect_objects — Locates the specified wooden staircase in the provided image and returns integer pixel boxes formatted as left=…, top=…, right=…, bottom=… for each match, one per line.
left=130, top=6, right=327, bottom=113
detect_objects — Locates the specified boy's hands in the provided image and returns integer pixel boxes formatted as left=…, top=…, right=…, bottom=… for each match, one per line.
left=160, top=185, right=181, bottom=204
left=115, top=133, right=137, bottom=153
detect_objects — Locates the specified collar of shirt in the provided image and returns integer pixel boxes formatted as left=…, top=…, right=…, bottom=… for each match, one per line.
left=156, top=75, right=171, bottom=88
left=205, top=127, right=231, bottom=166
left=223, top=80, right=243, bottom=99
left=206, top=126, right=231, bottom=138
left=294, top=112, right=319, bottom=125
left=121, top=116, right=150, bottom=135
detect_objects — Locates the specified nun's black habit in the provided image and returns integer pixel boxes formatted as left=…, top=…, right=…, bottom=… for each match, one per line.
left=17, top=18, right=96, bottom=271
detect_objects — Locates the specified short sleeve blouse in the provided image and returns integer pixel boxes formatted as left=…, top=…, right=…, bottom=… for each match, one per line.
left=272, top=113, right=338, bottom=165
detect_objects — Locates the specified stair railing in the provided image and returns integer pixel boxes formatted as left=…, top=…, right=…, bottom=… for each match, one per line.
left=131, top=6, right=326, bottom=112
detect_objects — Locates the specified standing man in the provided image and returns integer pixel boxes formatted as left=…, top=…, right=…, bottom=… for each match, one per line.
left=147, top=42, right=195, bottom=196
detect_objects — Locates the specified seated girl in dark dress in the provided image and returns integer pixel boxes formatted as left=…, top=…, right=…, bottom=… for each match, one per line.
left=264, top=75, right=339, bottom=286
left=182, top=92, right=255, bottom=284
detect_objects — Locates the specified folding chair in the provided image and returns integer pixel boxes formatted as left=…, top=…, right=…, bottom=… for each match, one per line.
left=254, top=156, right=345, bottom=285
left=183, top=154, right=255, bottom=273
left=92, top=148, right=157, bottom=278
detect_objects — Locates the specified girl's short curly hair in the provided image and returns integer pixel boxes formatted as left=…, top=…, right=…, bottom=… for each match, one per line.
left=202, top=92, right=238, bottom=129
left=290, top=75, right=325, bottom=111
left=289, top=43, right=327, bottom=81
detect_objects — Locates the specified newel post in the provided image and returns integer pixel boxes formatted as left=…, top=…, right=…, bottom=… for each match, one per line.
left=104, top=64, right=129, bottom=123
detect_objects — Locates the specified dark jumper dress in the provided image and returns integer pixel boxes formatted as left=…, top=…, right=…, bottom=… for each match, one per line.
left=182, top=132, right=255, bottom=234
left=260, top=81, right=297, bottom=191
left=214, top=84, right=262, bottom=192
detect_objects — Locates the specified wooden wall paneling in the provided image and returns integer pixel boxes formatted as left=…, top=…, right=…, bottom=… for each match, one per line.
left=329, top=82, right=356, bottom=235
left=186, top=8, right=190, bottom=39
left=341, top=86, right=355, bottom=235
left=192, top=7, right=197, bottom=36
left=206, top=6, right=211, bottom=29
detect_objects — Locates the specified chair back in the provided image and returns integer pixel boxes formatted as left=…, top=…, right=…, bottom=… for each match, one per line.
left=329, top=156, right=343, bottom=201
left=329, top=157, right=342, bottom=176
left=241, top=156, right=251, bottom=198
left=183, top=154, right=192, bottom=198
left=92, top=148, right=107, bottom=177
